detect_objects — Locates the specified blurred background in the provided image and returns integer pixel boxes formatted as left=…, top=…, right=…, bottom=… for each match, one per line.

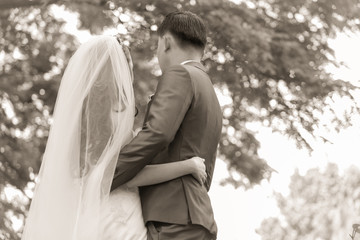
left=1, top=0, right=360, bottom=239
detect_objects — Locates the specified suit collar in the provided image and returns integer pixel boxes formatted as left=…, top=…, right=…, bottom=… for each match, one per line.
left=182, top=61, right=207, bottom=73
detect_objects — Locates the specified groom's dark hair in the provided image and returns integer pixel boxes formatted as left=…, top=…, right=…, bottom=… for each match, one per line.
left=158, top=11, right=207, bottom=50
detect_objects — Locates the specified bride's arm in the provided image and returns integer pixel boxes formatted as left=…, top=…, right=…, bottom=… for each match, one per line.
left=125, top=157, right=206, bottom=188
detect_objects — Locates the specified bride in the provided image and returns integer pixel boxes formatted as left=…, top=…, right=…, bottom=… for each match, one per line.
left=21, top=36, right=206, bottom=240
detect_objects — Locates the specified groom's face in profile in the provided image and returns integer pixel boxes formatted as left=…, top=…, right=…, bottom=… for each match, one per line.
left=156, top=33, right=180, bottom=72
left=156, top=35, right=168, bottom=72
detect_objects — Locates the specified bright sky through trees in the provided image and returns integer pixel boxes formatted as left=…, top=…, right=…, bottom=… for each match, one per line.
left=210, top=32, right=360, bottom=239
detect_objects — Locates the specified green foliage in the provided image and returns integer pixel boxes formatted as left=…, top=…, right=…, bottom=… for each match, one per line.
left=1, top=0, right=360, bottom=238
left=256, top=163, right=360, bottom=240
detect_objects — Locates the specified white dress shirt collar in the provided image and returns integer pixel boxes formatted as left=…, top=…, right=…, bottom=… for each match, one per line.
left=180, top=60, right=200, bottom=65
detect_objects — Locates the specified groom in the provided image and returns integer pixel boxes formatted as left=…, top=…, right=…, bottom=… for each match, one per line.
left=111, top=11, right=222, bottom=240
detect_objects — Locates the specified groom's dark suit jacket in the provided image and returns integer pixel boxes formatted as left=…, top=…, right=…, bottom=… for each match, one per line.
left=111, top=62, right=222, bottom=236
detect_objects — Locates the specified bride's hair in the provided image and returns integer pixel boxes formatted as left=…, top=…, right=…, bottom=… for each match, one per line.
left=114, top=34, right=139, bottom=117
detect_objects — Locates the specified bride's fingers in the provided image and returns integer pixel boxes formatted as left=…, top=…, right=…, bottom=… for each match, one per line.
left=191, top=156, right=206, bottom=185
left=196, top=172, right=205, bottom=185
left=199, top=170, right=206, bottom=185
left=195, top=174, right=202, bottom=184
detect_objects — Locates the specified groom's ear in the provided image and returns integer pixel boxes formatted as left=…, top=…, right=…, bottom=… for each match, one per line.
left=164, top=35, right=171, bottom=52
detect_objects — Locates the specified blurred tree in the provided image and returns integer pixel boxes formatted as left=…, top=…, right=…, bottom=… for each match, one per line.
left=0, top=7, right=78, bottom=239
left=1, top=0, right=360, bottom=238
left=256, top=163, right=360, bottom=240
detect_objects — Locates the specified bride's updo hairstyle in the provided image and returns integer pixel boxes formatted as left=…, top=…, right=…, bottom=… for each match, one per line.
left=157, top=11, right=207, bottom=51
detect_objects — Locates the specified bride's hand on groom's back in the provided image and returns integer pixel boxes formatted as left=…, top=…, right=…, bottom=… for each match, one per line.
left=187, top=157, right=207, bottom=185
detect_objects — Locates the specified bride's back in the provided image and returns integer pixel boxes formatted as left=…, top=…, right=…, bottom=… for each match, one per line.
left=21, top=36, right=136, bottom=240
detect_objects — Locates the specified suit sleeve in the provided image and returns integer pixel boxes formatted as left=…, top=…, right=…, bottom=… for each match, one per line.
left=111, top=65, right=193, bottom=191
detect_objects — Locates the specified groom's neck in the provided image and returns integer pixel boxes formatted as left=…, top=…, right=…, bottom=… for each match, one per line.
left=169, top=50, right=202, bottom=66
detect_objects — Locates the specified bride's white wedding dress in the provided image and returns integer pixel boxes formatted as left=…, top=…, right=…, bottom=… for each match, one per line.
left=21, top=36, right=146, bottom=240
left=102, top=187, right=147, bottom=240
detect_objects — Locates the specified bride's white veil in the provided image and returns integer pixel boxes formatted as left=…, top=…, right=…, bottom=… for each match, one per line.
left=21, top=36, right=135, bottom=240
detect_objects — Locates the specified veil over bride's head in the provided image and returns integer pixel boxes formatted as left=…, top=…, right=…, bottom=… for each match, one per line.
left=22, top=36, right=135, bottom=240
